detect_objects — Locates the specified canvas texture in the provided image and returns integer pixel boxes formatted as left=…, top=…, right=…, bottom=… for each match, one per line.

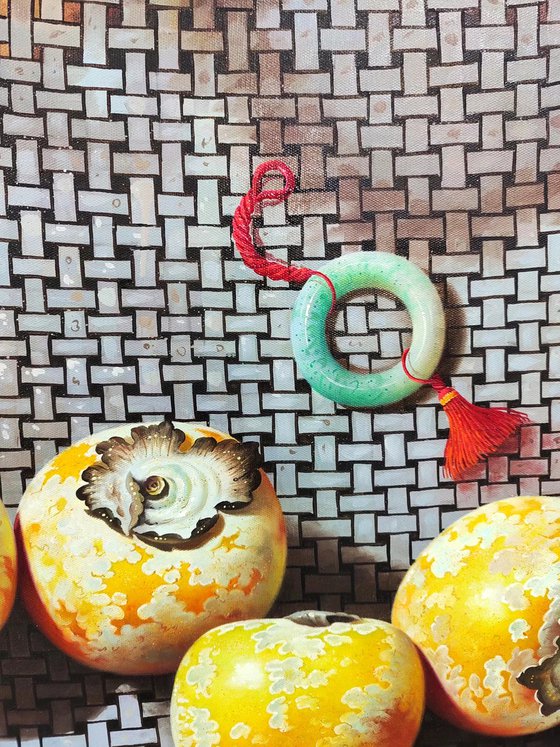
left=1, top=0, right=560, bottom=744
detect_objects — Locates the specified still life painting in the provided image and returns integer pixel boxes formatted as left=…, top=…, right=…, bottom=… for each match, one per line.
left=1, top=0, right=560, bottom=745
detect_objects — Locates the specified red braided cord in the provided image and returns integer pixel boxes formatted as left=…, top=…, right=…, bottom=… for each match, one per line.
left=232, top=160, right=337, bottom=309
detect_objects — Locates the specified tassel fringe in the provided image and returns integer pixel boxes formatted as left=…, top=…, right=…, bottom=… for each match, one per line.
left=402, top=349, right=529, bottom=480
left=441, top=390, right=529, bottom=480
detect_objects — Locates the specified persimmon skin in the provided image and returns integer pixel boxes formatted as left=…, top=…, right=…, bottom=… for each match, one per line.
left=16, top=421, right=287, bottom=675
left=393, top=496, right=560, bottom=737
left=0, top=498, right=16, bottom=632
left=171, top=614, right=425, bottom=746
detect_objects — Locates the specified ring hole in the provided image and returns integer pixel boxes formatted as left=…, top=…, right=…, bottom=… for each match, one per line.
left=327, top=288, right=412, bottom=375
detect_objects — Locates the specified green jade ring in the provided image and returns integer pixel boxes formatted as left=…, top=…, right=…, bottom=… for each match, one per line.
left=290, top=252, right=446, bottom=408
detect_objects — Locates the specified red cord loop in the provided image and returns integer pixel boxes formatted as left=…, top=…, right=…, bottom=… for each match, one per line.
left=251, top=159, right=296, bottom=206
left=232, top=161, right=337, bottom=311
left=401, top=348, right=446, bottom=393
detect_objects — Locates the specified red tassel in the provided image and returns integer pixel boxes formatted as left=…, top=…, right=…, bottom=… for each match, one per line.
left=402, top=349, right=530, bottom=480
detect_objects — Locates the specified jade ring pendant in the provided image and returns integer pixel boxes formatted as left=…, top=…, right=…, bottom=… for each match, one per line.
left=290, top=252, right=446, bottom=408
